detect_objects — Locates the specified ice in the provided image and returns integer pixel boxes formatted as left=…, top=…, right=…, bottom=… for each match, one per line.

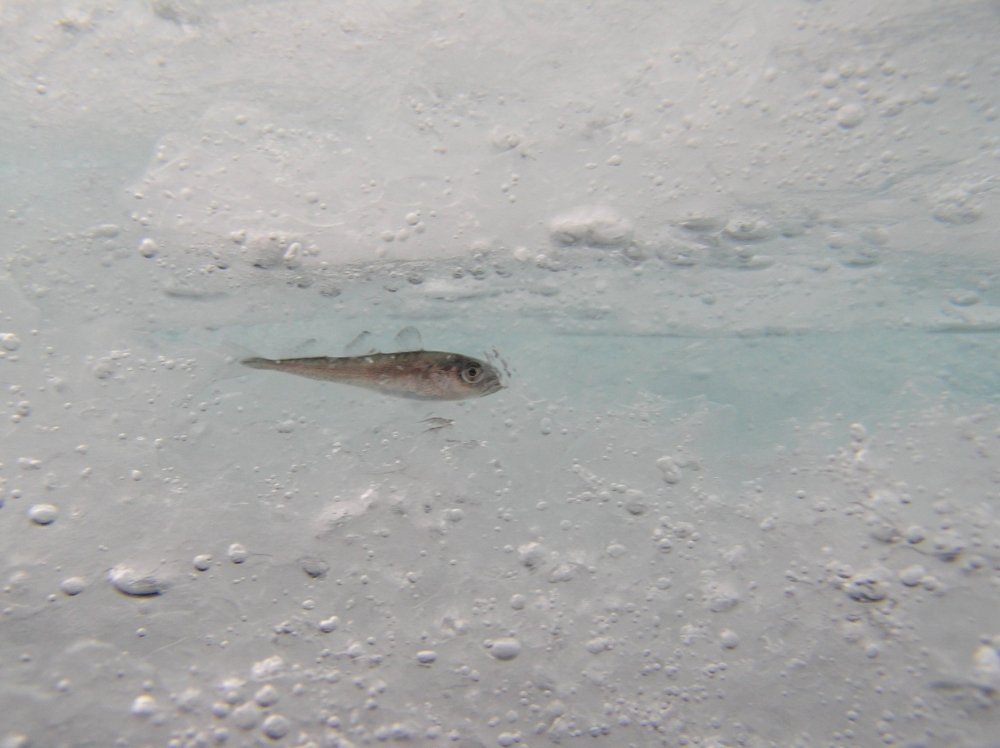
left=2, top=0, right=1000, bottom=746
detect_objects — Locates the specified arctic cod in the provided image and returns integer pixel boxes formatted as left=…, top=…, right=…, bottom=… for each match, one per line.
left=242, top=350, right=503, bottom=401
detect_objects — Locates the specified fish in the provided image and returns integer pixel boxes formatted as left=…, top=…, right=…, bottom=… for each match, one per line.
left=241, top=350, right=504, bottom=400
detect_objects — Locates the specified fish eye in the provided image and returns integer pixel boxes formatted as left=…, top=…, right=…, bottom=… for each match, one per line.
left=461, top=363, right=483, bottom=383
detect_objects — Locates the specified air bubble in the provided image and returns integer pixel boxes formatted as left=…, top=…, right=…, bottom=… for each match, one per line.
left=844, top=570, right=888, bottom=602
left=489, top=126, right=522, bottom=151
left=28, top=503, right=58, bottom=525
left=59, top=576, right=86, bottom=596
left=232, top=703, right=260, bottom=730
left=512, top=246, right=532, bottom=262
left=138, top=238, right=158, bottom=258
left=318, top=616, right=340, bottom=633
left=931, top=187, right=981, bottom=224
left=905, top=525, right=926, bottom=544
left=972, top=643, right=1000, bottom=686
left=416, top=650, right=438, bottom=664
left=949, top=290, right=980, bottom=307
left=0, top=333, right=21, bottom=351
left=227, top=543, right=248, bottom=564
left=92, top=224, right=120, bottom=238
left=657, top=456, right=683, bottom=484
left=131, top=694, right=157, bottom=717
left=898, top=565, right=925, bottom=587
left=722, top=217, right=772, bottom=241
left=488, top=637, right=522, bottom=661
left=518, top=542, right=545, bottom=569
left=109, top=565, right=167, bottom=597
left=836, top=104, right=864, bottom=128
left=585, top=636, right=613, bottom=654
left=254, top=685, right=279, bottom=707
left=261, top=714, right=290, bottom=739
left=606, top=543, right=628, bottom=558
left=299, top=556, right=329, bottom=578
left=719, top=629, right=740, bottom=649
left=676, top=211, right=723, bottom=232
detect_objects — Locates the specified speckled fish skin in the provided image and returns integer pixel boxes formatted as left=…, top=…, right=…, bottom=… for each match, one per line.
left=242, top=350, right=503, bottom=400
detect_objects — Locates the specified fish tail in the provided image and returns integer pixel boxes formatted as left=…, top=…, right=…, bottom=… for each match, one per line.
left=241, top=356, right=274, bottom=370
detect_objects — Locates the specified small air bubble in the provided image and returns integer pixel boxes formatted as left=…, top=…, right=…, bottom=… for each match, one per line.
left=836, top=103, right=864, bottom=128
left=138, top=238, right=158, bottom=258
left=28, top=503, right=58, bottom=525
left=59, top=576, right=86, bottom=596
left=488, top=637, right=522, bottom=661
left=254, top=685, right=279, bottom=707
left=416, top=650, right=438, bottom=665
left=131, top=694, right=157, bottom=717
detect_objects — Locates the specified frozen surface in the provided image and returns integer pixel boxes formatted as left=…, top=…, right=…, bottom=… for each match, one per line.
left=2, top=1, right=1000, bottom=746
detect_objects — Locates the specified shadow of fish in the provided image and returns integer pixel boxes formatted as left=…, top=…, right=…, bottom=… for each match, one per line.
left=242, top=350, right=504, bottom=401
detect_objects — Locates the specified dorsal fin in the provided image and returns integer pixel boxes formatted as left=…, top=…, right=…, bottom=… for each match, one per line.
left=291, top=337, right=319, bottom=355
left=393, top=326, right=423, bottom=352
left=345, top=330, right=376, bottom=356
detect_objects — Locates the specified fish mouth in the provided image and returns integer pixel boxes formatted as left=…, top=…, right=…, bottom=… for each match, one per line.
left=481, top=378, right=505, bottom=396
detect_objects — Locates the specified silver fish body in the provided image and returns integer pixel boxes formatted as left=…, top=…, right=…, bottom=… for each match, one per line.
left=242, top=350, right=503, bottom=400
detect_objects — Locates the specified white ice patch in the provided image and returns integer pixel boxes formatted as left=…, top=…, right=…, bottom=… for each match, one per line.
left=314, top=486, right=379, bottom=535
left=548, top=205, right=634, bottom=248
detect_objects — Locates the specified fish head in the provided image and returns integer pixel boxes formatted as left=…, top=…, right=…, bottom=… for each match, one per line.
left=445, top=354, right=504, bottom=398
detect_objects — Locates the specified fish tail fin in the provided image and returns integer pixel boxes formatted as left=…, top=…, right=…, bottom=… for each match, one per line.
left=241, top=356, right=274, bottom=370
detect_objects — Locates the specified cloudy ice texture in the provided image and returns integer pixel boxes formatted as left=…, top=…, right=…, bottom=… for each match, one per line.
left=1, top=1, right=999, bottom=746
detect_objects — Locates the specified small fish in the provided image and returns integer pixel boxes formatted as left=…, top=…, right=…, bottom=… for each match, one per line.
left=242, top=350, right=503, bottom=401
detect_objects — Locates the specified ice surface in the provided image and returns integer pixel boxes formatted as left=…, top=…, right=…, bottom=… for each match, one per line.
left=2, top=1, right=1000, bottom=746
